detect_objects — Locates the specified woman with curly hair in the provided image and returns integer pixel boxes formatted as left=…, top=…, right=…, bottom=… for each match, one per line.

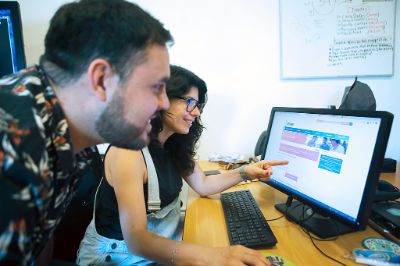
left=77, top=65, right=287, bottom=265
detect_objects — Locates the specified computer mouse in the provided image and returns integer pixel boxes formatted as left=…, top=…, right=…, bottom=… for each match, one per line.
left=377, top=180, right=399, bottom=192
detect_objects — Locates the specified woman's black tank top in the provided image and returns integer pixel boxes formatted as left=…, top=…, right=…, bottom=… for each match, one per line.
left=95, top=144, right=183, bottom=240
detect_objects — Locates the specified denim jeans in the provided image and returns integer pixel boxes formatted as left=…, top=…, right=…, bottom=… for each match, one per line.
left=76, top=196, right=182, bottom=266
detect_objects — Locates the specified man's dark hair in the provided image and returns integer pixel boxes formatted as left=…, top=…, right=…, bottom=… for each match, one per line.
left=331, top=139, right=339, bottom=144
left=150, top=65, right=208, bottom=177
left=40, top=0, right=173, bottom=87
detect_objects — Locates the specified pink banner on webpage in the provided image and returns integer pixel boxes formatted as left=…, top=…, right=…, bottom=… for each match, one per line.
left=281, top=130, right=307, bottom=144
left=279, top=143, right=319, bottom=161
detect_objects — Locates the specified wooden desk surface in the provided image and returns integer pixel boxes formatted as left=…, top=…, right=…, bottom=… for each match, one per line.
left=183, top=161, right=400, bottom=265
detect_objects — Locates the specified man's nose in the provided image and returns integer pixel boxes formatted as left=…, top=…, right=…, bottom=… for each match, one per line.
left=158, top=88, right=170, bottom=110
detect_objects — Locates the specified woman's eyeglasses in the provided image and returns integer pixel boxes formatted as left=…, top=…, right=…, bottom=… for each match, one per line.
left=176, top=96, right=205, bottom=113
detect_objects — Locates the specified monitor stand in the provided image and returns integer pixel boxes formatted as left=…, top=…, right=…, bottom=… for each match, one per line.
left=275, top=201, right=356, bottom=238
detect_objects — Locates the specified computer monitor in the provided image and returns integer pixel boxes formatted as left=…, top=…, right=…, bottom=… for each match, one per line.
left=262, top=107, right=393, bottom=238
left=0, top=1, right=26, bottom=77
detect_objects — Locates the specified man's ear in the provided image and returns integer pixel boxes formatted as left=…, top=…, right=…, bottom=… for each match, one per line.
left=87, top=59, right=116, bottom=101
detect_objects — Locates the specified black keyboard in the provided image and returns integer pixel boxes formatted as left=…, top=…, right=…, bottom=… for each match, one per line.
left=220, top=190, right=277, bottom=248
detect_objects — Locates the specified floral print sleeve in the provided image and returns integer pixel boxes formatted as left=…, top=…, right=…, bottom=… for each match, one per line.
left=0, top=66, right=91, bottom=265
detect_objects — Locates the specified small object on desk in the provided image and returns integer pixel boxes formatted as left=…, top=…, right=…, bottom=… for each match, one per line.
left=208, top=153, right=249, bottom=170
left=249, top=156, right=261, bottom=163
left=374, top=180, right=400, bottom=202
left=368, top=218, right=400, bottom=245
left=222, top=161, right=248, bottom=170
left=377, top=180, right=399, bottom=193
left=369, top=202, right=400, bottom=244
left=263, top=253, right=295, bottom=266
left=352, top=248, right=400, bottom=265
left=208, top=153, right=244, bottom=163
left=353, top=237, right=400, bottom=265
left=204, top=170, right=221, bottom=176
left=382, top=158, right=397, bottom=173
left=362, top=237, right=400, bottom=254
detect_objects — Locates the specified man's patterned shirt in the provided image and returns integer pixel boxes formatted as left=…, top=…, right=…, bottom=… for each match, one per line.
left=0, top=66, right=93, bottom=265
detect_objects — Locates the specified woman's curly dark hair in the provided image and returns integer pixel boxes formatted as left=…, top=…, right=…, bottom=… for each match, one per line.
left=149, top=65, right=207, bottom=177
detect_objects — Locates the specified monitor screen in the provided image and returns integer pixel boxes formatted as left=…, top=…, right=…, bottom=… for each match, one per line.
left=262, top=107, right=393, bottom=238
left=0, top=1, right=25, bottom=77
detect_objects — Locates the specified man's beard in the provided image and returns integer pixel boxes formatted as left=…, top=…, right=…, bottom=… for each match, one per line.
left=95, top=91, right=149, bottom=150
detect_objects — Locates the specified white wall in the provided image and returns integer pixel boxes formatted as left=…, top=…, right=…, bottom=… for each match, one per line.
left=18, top=0, right=400, bottom=161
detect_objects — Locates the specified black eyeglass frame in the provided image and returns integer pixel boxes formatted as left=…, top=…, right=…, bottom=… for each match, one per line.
left=176, top=96, right=205, bottom=113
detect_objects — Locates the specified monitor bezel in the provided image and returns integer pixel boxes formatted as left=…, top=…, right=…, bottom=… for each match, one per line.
left=261, top=107, right=393, bottom=231
left=0, top=1, right=26, bottom=76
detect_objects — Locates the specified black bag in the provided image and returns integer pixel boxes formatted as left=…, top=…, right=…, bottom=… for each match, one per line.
left=339, top=79, right=376, bottom=111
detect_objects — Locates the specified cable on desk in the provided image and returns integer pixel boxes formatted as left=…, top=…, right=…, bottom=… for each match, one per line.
left=266, top=214, right=285, bottom=222
left=266, top=197, right=294, bottom=222
left=300, top=206, right=347, bottom=266
left=306, top=230, right=347, bottom=266
left=278, top=198, right=349, bottom=265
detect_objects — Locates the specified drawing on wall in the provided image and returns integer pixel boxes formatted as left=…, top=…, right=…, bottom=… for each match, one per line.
left=280, top=0, right=396, bottom=79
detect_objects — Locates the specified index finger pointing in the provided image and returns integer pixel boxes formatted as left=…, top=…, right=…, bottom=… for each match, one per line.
left=263, top=160, right=289, bottom=166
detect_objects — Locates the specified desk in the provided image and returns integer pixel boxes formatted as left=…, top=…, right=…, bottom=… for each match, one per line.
left=183, top=162, right=400, bottom=265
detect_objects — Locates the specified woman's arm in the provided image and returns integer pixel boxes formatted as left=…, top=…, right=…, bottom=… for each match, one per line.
left=106, top=147, right=271, bottom=266
left=184, top=160, right=289, bottom=196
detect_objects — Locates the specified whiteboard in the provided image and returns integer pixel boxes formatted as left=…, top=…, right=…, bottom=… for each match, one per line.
left=280, top=0, right=396, bottom=79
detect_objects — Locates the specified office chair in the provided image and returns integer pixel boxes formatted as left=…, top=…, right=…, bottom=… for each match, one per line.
left=254, top=130, right=268, bottom=157
left=53, top=146, right=103, bottom=263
